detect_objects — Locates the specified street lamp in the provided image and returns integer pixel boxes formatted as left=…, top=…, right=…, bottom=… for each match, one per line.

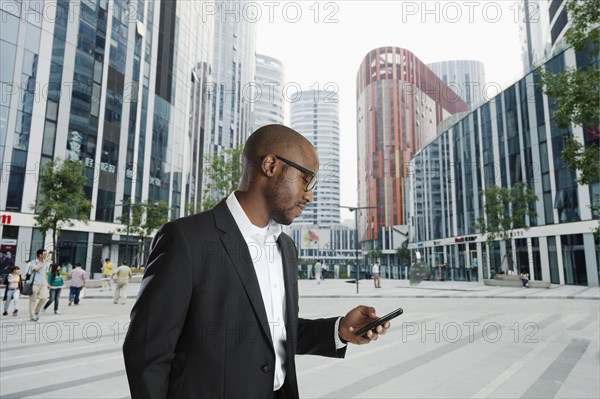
left=341, top=205, right=377, bottom=294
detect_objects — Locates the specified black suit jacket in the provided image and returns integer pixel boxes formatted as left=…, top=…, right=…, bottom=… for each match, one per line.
left=123, top=200, right=346, bottom=398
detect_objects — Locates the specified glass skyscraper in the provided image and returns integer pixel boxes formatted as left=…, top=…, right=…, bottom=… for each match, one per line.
left=253, top=53, right=284, bottom=130
left=356, top=47, right=469, bottom=249
left=291, top=89, right=340, bottom=226
left=409, top=47, right=599, bottom=286
left=0, top=0, right=213, bottom=274
left=427, top=60, right=486, bottom=109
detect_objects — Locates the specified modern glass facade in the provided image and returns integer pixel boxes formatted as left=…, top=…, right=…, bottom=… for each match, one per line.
left=291, top=90, right=340, bottom=226
left=427, top=60, right=487, bottom=109
left=253, top=53, right=284, bottom=130
left=0, top=0, right=213, bottom=274
left=202, top=0, right=256, bottom=206
left=356, top=47, right=469, bottom=249
left=408, top=48, right=599, bottom=286
left=519, top=0, right=569, bottom=71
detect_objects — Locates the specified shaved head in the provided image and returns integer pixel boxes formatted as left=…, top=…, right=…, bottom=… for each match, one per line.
left=235, top=124, right=319, bottom=226
left=243, top=124, right=313, bottom=163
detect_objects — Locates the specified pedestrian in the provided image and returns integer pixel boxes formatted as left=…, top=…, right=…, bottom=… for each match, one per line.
left=372, top=261, right=381, bottom=288
left=1, top=251, right=15, bottom=302
left=100, top=258, right=113, bottom=291
left=520, top=273, right=530, bottom=288
left=123, top=124, right=390, bottom=398
left=112, top=261, right=132, bottom=304
left=3, top=266, right=22, bottom=316
left=43, top=263, right=64, bottom=314
left=314, top=259, right=322, bottom=284
left=68, top=262, right=86, bottom=306
left=27, top=249, right=50, bottom=322
left=464, top=259, right=472, bottom=282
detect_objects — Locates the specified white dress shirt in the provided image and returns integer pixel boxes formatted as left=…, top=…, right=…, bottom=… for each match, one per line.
left=225, top=192, right=347, bottom=391
left=226, top=192, right=288, bottom=390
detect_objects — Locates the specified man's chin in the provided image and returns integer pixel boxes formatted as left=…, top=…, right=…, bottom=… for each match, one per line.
left=273, top=212, right=295, bottom=226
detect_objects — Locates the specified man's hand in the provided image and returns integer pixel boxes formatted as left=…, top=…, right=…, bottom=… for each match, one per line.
left=338, top=305, right=390, bottom=345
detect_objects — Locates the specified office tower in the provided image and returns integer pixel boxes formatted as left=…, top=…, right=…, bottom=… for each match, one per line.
left=203, top=0, right=257, bottom=205
left=408, top=48, right=599, bottom=286
left=0, top=0, right=212, bottom=272
left=427, top=60, right=486, bottom=108
left=253, top=54, right=284, bottom=130
left=291, top=90, right=340, bottom=226
left=356, top=47, right=468, bottom=249
left=520, top=0, right=569, bottom=70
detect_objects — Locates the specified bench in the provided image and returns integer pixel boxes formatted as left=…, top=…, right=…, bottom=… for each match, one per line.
left=484, top=275, right=551, bottom=288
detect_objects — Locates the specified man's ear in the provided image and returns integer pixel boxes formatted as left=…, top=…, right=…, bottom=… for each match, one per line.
left=262, top=154, right=277, bottom=177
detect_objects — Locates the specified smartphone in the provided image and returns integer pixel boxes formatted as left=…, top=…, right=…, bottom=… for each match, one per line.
left=355, top=307, right=403, bottom=337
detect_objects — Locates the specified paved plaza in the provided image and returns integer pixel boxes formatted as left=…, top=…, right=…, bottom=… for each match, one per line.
left=1, top=279, right=598, bottom=398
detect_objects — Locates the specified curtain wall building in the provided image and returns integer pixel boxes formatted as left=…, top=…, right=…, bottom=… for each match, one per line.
left=427, top=60, right=486, bottom=109
left=291, top=90, right=340, bottom=226
left=0, top=0, right=213, bottom=274
left=519, top=0, right=569, bottom=71
left=356, top=47, right=468, bottom=250
left=408, top=48, right=599, bottom=286
left=253, top=53, right=284, bottom=130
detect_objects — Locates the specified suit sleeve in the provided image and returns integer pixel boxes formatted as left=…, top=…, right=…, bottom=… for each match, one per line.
left=122, top=222, right=193, bottom=399
left=296, top=317, right=347, bottom=358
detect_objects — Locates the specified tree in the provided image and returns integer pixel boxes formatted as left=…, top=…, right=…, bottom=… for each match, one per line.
left=202, top=145, right=244, bottom=210
left=538, top=0, right=599, bottom=235
left=475, top=182, right=538, bottom=272
left=117, top=200, right=170, bottom=265
left=31, top=159, right=92, bottom=263
left=396, top=245, right=411, bottom=268
left=366, top=248, right=382, bottom=264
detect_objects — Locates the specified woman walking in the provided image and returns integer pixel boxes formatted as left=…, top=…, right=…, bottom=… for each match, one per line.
left=43, top=264, right=64, bottom=314
left=3, top=266, right=22, bottom=316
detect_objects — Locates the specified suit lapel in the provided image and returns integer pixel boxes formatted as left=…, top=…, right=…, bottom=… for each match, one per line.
left=213, top=201, right=274, bottom=347
left=279, top=234, right=299, bottom=353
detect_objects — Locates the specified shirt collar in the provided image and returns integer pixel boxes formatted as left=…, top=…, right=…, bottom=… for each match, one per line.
left=226, top=192, right=282, bottom=243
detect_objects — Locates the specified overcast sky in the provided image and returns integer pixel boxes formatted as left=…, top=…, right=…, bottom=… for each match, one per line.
left=255, top=0, right=524, bottom=221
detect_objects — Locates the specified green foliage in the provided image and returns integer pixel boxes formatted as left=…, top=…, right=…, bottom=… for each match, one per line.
left=31, top=159, right=92, bottom=262
left=475, top=182, right=538, bottom=270
left=366, top=248, right=382, bottom=262
left=538, top=0, right=599, bottom=235
left=562, top=135, right=600, bottom=185
left=564, top=0, right=600, bottom=55
left=476, top=182, right=538, bottom=240
left=117, top=200, right=170, bottom=262
left=540, top=68, right=600, bottom=130
left=202, top=145, right=243, bottom=210
left=396, top=245, right=411, bottom=266
left=184, top=201, right=202, bottom=216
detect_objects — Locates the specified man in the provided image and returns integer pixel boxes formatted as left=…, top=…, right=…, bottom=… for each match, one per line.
left=123, top=125, right=390, bottom=398
left=1, top=251, right=15, bottom=301
left=372, top=261, right=381, bottom=288
left=27, top=249, right=50, bottom=321
left=68, top=262, right=86, bottom=306
left=112, top=261, right=132, bottom=304
left=314, top=259, right=322, bottom=284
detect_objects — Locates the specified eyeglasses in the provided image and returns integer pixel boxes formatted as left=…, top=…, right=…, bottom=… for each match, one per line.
left=274, top=155, right=318, bottom=191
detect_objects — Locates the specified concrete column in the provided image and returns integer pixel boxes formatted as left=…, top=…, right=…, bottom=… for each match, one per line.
left=539, top=236, right=551, bottom=282
left=583, top=233, right=599, bottom=287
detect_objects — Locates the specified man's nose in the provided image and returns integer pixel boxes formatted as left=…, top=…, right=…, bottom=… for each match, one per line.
left=304, top=190, right=313, bottom=203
